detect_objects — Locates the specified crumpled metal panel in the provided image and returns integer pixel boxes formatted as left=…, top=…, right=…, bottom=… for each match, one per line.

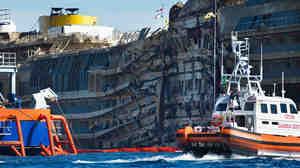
left=178, top=0, right=213, bottom=18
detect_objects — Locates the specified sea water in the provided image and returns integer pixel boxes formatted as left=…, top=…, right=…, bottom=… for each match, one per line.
left=1, top=152, right=300, bottom=168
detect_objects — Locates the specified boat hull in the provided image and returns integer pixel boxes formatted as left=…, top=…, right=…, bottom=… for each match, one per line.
left=176, top=127, right=300, bottom=157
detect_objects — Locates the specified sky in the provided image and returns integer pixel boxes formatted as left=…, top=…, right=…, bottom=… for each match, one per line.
left=3, top=0, right=187, bottom=33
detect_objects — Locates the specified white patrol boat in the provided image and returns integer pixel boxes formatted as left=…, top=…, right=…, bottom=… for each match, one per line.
left=176, top=32, right=300, bottom=158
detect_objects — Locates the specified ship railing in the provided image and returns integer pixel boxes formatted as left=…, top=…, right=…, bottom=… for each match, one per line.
left=139, top=115, right=156, bottom=127
left=177, top=48, right=213, bottom=59
left=74, top=119, right=136, bottom=139
left=66, top=106, right=114, bottom=120
left=0, top=52, right=16, bottom=66
left=88, top=66, right=122, bottom=76
left=65, top=95, right=147, bottom=119
left=58, top=90, right=96, bottom=100
left=236, top=13, right=300, bottom=32
left=96, top=82, right=130, bottom=97
left=70, top=101, right=157, bottom=137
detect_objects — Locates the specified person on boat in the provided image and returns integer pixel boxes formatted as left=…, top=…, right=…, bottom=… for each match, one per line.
left=229, top=89, right=241, bottom=110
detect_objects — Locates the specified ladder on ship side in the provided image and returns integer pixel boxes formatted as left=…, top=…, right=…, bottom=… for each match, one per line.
left=39, top=114, right=77, bottom=156
left=238, top=39, right=249, bottom=57
left=51, top=120, right=64, bottom=137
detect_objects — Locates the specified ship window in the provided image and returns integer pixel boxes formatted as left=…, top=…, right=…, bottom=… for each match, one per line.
left=216, top=103, right=227, bottom=111
left=271, top=104, right=277, bottom=114
left=261, top=104, right=268, bottom=113
left=244, top=102, right=254, bottom=111
left=280, top=104, right=287, bottom=113
left=290, top=104, right=298, bottom=114
left=262, top=121, right=269, bottom=125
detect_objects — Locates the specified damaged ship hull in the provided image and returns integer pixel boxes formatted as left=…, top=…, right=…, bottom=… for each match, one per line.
left=16, top=30, right=214, bottom=149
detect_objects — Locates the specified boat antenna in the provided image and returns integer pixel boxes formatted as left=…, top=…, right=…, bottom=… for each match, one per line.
left=282, top=72, right=285, bottom=98
left=260, top=40, right=263, bottom=81
left=221, top=42, right=224, bottom=84
left=213, top=0, right=217, bottom=105
left=272, top=82, right=276, bottom=97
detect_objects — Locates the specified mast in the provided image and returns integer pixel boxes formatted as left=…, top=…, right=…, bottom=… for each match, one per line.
left=221, top=42, right=224, bottom=85
left=213, top=0, right=217, bottom=105
left=282, top=72, right=285, bottom=98
left=223, top=32, right=265, bottom=97
left=260, top=40, right=263, bottom=81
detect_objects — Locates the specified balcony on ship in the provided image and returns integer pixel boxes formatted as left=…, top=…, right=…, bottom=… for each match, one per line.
left=72, top=105, right=157, bottom=139
left=88, top=65, right=137, bottom=97
left=221, top=0, right=300, bottom=39
left=59, top=95, right=157, bottom=137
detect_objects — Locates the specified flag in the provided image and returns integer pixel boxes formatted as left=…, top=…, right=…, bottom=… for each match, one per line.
left=155, top=13, right=164, bottom=20
left=222, top=76, right=227, bottom=85
left=156, top=8, right=164, bottom=13
left=165, top=19, right=169, bottom=26
left=154, top=7, right=164, bottom=20
left=204, top=12, right=216, bottom=19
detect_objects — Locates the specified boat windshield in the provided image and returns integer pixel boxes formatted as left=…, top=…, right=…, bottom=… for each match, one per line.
left=290, top=104, right=298, bottom=114
left=244, top=102, right=255, bottom=111
left=216, top=103, right=227, bottom=111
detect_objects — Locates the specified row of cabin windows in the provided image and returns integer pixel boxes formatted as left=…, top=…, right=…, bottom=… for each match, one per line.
left=262, top=121, right=279, bottom=125
left=261, top=103, right=297, bottom=114
left=216, top=102, right=254, bottom=111
left=216, top=102, right=297, bottom=115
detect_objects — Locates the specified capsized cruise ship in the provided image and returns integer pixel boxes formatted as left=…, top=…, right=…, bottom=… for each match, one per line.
left=0, top=0, right=299, bottom=149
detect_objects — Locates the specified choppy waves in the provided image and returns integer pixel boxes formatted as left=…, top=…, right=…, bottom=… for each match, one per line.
left=73, top=153, right=256, bottom=165
left=2, top=152, right=300, bottom=168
